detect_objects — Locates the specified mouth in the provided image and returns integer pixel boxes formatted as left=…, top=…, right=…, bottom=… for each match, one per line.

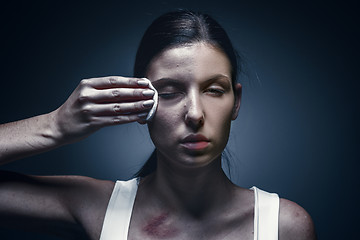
left=180, top=134, right=210, bottom=150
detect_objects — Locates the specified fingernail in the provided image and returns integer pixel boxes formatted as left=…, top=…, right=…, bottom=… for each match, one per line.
left=143, top=99, right=154, bottom=107
left=142, top=90, right=155, bottom=97
left=138, top=112, right=148, bottom=118
left=137, top=79, right=149, bottom=86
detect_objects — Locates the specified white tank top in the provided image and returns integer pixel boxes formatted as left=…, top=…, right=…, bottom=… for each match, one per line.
left=99, top=178, right=279, bottom=240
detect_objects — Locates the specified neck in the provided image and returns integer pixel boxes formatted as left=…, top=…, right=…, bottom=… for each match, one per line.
left=147, top=153, right=235, bottom=218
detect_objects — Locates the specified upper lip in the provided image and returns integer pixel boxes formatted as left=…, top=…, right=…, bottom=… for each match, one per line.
left=181, top=134, right=209, bottom=143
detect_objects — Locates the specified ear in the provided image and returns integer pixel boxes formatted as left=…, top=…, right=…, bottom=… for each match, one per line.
left=232, top=83, right=242, bottom=120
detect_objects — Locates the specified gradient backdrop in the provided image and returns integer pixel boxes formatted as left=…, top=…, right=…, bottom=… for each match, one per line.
left=1, top=1, right=358, bottom=239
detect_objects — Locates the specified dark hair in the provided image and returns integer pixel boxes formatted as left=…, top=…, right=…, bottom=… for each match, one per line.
left=134, top=10, right=240, bottom=178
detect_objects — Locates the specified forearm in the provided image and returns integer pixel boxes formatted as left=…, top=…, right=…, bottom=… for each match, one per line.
left=0, top=110, right=62, bottom=164
left=0, top=76, right=154, bottom=165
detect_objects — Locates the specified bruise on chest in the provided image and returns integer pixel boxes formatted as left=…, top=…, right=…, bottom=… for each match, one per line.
left=142, top=212, right=179, bottom=238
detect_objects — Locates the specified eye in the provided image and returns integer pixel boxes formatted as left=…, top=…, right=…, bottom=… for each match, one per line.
left=158, top=92, right=183, bottom=99
left=205, top=88, right=225, bottom=96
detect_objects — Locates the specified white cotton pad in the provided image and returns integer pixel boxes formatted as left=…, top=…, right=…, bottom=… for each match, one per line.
left=142, top=78, right=158, bottom=121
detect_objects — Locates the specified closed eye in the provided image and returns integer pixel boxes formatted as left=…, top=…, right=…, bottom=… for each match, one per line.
left=158, top=92, right=183, bottom=99
left=205, top=88, right=225, bottom=96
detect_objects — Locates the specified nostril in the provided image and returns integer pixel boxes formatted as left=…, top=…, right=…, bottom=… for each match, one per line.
left=185, top=111, right=204, bottom=128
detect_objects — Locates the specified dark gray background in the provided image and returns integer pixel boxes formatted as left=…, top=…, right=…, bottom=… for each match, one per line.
left=1, top=0, right=358, bottom=239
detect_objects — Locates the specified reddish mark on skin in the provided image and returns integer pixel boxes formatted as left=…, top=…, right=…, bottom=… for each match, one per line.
left=143, top=212, right=179, bottom=238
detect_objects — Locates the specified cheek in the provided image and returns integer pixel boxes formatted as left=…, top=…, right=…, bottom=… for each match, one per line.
left=155, top=102, right=182, bottom=126
left=208, top=109, right=232, bottom=137
left=206, top=97, right=234, bottom=122
left=205, top=98, right=234, bottom=138
left=147, top=102, right=184, bottom=142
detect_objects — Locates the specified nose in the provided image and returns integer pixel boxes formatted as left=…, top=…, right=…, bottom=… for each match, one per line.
left=184, top=91, right=204, bottom=129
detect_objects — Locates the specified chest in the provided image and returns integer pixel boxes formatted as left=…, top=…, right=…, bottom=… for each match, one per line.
left=127, top=209, right=254, bottom=240
left=98, top=180, right=279, bottom=240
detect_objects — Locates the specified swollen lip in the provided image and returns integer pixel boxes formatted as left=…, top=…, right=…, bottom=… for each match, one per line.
left=181, top=141, right=209, bottom=150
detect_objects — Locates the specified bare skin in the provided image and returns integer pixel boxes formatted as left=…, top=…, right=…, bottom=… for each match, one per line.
left=0, top=43, right=316, bottom=239
left=0, top=76, right=154, bottom=239
left=0, top=76, right=154, bottom=163
left=127, top=43, right=316, bottom=240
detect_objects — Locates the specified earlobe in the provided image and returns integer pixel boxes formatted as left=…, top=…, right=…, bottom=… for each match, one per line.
left=232, top=83, right=242, bottom=120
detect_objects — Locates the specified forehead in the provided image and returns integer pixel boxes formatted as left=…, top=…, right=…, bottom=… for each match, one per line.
left=146, top=43, right=231, bottom=82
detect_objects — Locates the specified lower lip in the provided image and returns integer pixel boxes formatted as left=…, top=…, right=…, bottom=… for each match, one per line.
left=181, top=141, right=209, bottom=150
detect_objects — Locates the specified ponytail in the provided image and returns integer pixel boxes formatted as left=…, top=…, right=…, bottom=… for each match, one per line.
left=134, top=149, right=157, bottom=178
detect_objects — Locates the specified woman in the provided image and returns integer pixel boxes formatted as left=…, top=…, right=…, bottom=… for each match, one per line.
left=0, top=10, right=316, bottom=239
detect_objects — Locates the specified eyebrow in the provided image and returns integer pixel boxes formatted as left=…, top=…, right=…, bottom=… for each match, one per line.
left=206, top=74, right=231, bottom=84
left=151, top=78, right=182, bottom=86
left=151, top=74, right=231, bottom=87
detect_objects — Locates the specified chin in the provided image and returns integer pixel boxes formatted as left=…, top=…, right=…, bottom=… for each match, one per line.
left=170, top=153, right=222, bottom=170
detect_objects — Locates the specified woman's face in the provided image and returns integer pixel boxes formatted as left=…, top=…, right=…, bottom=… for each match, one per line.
left=146, top=42, right=241, bottom=169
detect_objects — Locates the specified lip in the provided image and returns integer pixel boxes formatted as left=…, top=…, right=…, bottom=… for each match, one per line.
left=180, top=134, right=210, bottom=150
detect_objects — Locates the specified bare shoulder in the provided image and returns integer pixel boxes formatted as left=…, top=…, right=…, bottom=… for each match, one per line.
left=19, top=174, right=116, bottom=207
left=51, top=175, right=115, bottom=199
left=50, top=175, right=115, bottom=215
left=48, top=175, right=115, bottom=239
left=0, top=171, right=115, bottom=206
left=279, top=198, right=317, bottom=240
left=0, top=171, right=116, bottom=239
left=33, top=175, right=116, bottom=220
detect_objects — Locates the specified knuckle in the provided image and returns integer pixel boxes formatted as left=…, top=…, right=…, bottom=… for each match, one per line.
left=115, top=76, right=124, bottom=83
left=109, top=77, right=117, bottom=85
left=80, top=79, right=90, bottom=87
left=127, top=78, right=138, bottom=87
left=78, top=93, right=89, bottom=103
left=78, top=89, right=92, bottom=103
left=135, top=102, right=144, bottom=111
left=132, top=89, right=139, bottom=97
left=112, top=90, right=121, bottom=98
left=113, top=117, right=122, bottom=124
left=113, top=104, right=121, bottom=113
left=81, top=104, right=92, bottom=114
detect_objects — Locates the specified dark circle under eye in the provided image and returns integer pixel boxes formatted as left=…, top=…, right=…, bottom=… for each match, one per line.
left=159, top=92, right=182, bottom=99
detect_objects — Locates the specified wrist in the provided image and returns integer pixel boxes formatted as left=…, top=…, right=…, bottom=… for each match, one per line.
left=44, top=109, right=66, bottom=146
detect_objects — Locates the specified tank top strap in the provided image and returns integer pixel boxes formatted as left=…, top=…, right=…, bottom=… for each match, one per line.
left=251, top=186, right=280, bottom=240
left=99, top=178, right=139, bottom=240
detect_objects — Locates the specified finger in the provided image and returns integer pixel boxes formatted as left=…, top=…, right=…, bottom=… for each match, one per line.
left=91, top=88, right=155, bottom=103
left=77, top=87, right=154, bottom=104
left=137, top=118, right=147, bottom=125
left=91, top=112, right=149, bottom=127
left=82, top=100, right=154, bottom=116
left=81, top=76, right=150, bottom=89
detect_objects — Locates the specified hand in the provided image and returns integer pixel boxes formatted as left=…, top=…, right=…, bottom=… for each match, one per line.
left=52, top=76, right=154, bottom=143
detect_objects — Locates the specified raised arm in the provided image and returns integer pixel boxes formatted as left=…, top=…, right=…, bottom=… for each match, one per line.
left=0, top=76, right=154, bottom=164
left=0, top=76, right=154, bottom=238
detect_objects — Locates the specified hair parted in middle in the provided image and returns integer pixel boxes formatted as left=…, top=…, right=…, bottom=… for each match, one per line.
left=134, top=10, right=240, bottom=89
